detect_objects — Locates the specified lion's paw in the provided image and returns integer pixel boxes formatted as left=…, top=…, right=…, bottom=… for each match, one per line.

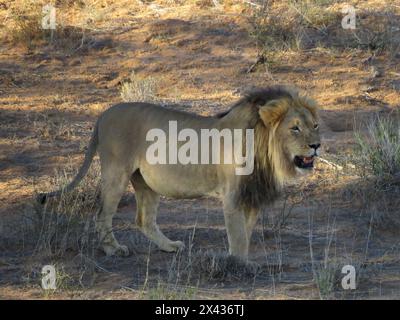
left=161, top=240, right=185, bottom=253
left=102, top=244, right=130, bottom=257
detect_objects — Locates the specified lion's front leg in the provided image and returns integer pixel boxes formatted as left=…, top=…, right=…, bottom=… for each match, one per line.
left=245, top=208, right=260, bottom=242
left=223, top=195, right=249, bottom=260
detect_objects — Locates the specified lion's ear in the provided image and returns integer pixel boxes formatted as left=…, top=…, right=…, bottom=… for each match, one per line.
left=258, top=99, right=289, bottom=127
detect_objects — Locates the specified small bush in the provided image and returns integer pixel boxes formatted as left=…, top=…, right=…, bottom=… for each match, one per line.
left=120, top=71, right=158, bottom=103
left=355, top=115, right=400, bottom=178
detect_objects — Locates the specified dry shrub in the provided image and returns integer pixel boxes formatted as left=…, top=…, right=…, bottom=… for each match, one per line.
left=351, top=8, right=400, bottom=54
left=120, top=71, right=158, bottom=103
left=247, top=1, right=400, bottom=55
left=248, top=0, right=340, bottom=52
left=7, top=1, right=48, bottom=48
left=7, top=4, right=86, bottom=52
left=33, top=111, right=74, bottom=141
left=4, top=0, right=110, bottom=54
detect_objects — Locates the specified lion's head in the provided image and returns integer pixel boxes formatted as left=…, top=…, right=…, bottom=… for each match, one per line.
left=219, top=85, right=320, bottom=210
left=257, top=90, right=321, bottom=182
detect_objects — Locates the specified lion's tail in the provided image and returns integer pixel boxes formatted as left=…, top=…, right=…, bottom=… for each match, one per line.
left=37, top=122, right=99, bottom=204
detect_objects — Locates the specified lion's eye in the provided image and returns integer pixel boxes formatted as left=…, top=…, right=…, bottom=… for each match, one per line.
left=291, top=126, right=300, bottom=132
left=314, top=124, right=319, bottom=130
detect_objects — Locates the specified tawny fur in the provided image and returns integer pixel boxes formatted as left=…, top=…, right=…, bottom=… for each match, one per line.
left=39, top=85, right=321, bottom=260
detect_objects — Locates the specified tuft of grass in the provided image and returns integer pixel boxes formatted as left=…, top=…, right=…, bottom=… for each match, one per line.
left=32, top=159, right=101, bottom=258
left=120, top=71, right=158, bottom=103
left=355, top=115, right=400, bottom=178
left=313, top=263, right=336, bottom=299
left=142, top=281, right=198, bottom=300
left=308, top=205, right=340, bottom=300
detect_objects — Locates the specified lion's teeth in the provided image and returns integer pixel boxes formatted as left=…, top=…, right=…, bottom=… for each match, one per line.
left=303, top=157, right=314, bottom=164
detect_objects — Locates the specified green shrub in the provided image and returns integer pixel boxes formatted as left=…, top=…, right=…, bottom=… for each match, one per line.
left=355, top=115, right=400, bottom=178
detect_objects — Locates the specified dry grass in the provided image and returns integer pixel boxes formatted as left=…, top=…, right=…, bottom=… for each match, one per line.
left=247, top=0, right=339, bottom=52
left=1, top=0, right=400, bottom=300
left=247, top=0, right=400, bottom=66
left=140, top=280, right=199, bottom=300
left=120, top=71, right=158, bottom=103
left=19, top=159, right=103, bottom=294
left=32, top=159, right=100, bottom=257
left=2, top=0, right=112, bottom=54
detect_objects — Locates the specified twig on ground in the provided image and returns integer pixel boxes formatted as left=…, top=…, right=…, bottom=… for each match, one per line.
left=318, top=157, right=343, bottom=171
left=247, top=54, right=266, bottom=73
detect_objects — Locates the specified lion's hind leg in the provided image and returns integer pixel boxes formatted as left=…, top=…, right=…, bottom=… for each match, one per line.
left=96, top=162, right=130, bottom=257
left=131, top=171, right=184, bottom=253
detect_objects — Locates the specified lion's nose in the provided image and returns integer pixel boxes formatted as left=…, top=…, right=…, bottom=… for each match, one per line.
left=309, top=143, right=321, bottom=150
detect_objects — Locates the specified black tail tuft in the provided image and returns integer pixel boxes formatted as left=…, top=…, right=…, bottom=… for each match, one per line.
left=36, top=193, right=48, bottom=204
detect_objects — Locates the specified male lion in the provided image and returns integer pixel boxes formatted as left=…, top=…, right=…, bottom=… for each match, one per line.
left=39, top=86, right=321, bottom=260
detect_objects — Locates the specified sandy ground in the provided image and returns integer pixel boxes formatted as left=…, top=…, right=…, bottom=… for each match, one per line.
left=0, top=0, right=400, bottom=299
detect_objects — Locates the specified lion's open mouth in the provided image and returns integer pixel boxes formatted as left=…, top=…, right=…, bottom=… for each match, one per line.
left=294, top=155, right=315, bottom=169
